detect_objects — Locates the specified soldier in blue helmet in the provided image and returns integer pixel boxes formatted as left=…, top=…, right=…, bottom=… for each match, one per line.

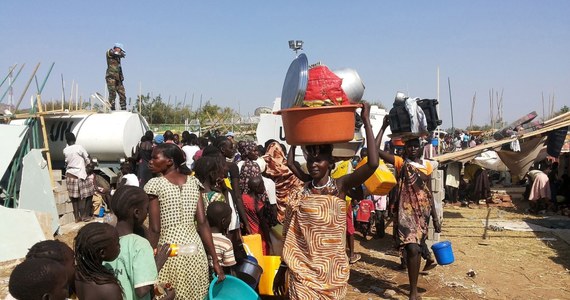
left=106, top=43, right=127, bottom=110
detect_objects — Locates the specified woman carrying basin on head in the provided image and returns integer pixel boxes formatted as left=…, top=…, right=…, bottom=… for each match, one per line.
left=273, top=103, right=378, bottom=299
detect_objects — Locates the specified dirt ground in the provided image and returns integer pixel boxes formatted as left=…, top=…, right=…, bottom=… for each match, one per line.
left=345, top=186, right=570, bottom=300
left=2, top=186, right=569, bottom=300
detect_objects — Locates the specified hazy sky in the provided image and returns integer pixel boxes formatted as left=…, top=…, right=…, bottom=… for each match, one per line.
left=2, top=1, right=569, bottom=128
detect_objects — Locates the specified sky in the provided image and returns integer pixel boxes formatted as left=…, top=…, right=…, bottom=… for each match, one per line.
left=1, top=0, right=569, bottom=129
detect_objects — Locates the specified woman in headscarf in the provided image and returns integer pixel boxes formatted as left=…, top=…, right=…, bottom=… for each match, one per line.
left=273, top=104, right=378, bottom=299
left=375, top=118, right=442, bottom=300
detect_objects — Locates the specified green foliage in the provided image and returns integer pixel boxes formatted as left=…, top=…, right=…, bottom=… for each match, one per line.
left=137, top=94, right=238, bottom=129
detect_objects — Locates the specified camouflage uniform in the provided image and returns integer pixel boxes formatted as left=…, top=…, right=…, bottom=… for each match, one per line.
left=106, top=49, right=126, bottom=110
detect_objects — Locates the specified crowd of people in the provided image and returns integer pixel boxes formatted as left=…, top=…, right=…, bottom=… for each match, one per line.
left=9, top=105, right=569, bottom=300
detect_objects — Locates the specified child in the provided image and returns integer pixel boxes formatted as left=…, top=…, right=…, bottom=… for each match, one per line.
left=74, top=222, right=122, bottom=300
left=356, top=192, right=374, bottom=240
left=206, top=201, right=237, bottom=274
left=9, top=258, right=69, bottom=300
left=83, top=162, right=96, bottom=220
left=105, top=185, right=174, bottom=300
left=193, top=154, right=228, bottom=206
left=242, top=176, right=272, bottom=255
left=25, top=240, right=76, bottom=296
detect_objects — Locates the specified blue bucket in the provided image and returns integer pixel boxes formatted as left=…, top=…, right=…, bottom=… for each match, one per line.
left=208, top=275, right=260, bottom=300
left=431, top=240, right=455, bottom=265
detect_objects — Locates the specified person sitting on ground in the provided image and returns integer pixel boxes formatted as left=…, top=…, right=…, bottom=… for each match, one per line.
left=9, top=258, right=70, bottom=300
left=105, top=185, right=175, bottom=300
left=273, top=103, right=378, bottom=299
left=375, top=117, right=441, bottom=300
left=118, top=161, right=139, bottom=188
left=74, top=222, right=122, bottom=300
left=463, top=162, right=491, bottom=204
left=207, top=201, right=237, bottom=275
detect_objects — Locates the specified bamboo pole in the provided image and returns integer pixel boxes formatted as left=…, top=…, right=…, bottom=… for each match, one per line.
left=0, top=64, right=25, bottom=104
left=448, top=77, right=454, bottom=131
left=61, top=74, right=65, bottom=110
left=14, top=63, right=41, bottom=112
left=68, top=80, right=74, bottom=110
left=0, top=64, right=17, bottom=89
left=469, top=92, right=476, bottom=130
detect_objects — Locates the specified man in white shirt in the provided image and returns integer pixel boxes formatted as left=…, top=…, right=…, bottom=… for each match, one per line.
left=63, top=132, right=91, bottom=222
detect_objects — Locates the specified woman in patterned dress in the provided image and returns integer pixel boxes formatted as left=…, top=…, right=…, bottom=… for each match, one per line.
left=375, top=117, right=442, bottom=300
left=145, top=143, right=224, bottom=299
left=273, top=104, right=378, bottom=299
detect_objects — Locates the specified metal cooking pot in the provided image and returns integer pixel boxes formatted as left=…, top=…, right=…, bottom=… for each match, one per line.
left=333, top=68, right=365, bottom=103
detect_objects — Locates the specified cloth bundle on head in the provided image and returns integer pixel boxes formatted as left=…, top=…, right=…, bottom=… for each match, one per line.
left=404, top=97, right=428, bottom=133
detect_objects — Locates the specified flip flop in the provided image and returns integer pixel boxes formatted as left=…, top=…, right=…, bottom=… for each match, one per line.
left=349, top=254, right=361, bottom=264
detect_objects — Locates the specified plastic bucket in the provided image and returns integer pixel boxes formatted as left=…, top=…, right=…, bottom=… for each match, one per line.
left=431, top=241, right=455, bottom=265
left=277, top=104, right=359, bottom=145
left=258, top=256, right=281, bottom=295
left=209, top=275, right=260, bottom=300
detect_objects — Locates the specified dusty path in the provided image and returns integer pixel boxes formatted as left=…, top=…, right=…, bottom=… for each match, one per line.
left=346, top=187, right=570, bottom=299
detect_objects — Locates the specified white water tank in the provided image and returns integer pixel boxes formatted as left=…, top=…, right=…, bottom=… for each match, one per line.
left=42, top=111, right=149, bottom=164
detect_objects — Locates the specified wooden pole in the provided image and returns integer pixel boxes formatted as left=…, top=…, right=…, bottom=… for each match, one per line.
left=469, top=92, right=476, bottom=130
left=35, top=94, right=55, bottom=187
left=448, top=77, right=454, bottom=131
left=138, top=81, right=142, bottom=113
left=14, top=63, right=41, bottom=112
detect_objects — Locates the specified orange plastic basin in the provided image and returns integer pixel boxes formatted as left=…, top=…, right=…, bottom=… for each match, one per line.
left=277, top=105, right=359, bottom=145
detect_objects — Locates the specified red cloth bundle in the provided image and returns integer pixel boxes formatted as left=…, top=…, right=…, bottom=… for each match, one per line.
left=304, top=65, right=349, bottom=105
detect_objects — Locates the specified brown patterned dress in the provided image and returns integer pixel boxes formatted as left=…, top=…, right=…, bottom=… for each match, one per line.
left=144, top=175, right=209, bottom=300
left=281, top=179, right=349, bottom=299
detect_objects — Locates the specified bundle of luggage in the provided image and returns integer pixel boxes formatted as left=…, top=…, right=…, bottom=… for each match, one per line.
left=388, top=92, right=442, bottom=135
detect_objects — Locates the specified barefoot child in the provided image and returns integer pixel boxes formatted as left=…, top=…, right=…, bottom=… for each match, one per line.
left=207, top=201, right=237, bottom=274
left=74, top=222, right=122, bottom=300
left=105, top=185, right=175, bottom=300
